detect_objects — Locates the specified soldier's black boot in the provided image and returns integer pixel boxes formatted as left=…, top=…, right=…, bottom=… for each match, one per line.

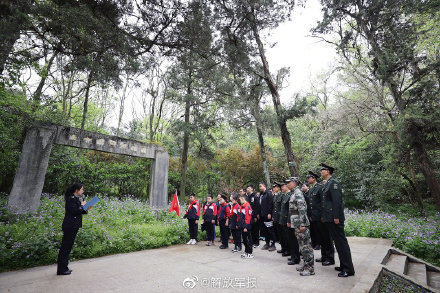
left=287, top=259, right=300, bottom=265
left=322, top=260, right=335, bottom=266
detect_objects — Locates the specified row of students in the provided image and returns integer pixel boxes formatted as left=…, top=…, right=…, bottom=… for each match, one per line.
left=183, top=193, right=255, bottom=258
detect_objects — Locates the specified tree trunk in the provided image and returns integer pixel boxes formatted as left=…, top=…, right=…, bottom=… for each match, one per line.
left=389, top=82, right=440, bottom=213
left=78, top=68, right=94, bottom=158
left=80, top=69, right=94, bottom=131
left=400, top=170, right=425, bottom=217
left=32, top=51, right=58, bottom=110
left=149, top=94, right=156, bottom=142
left=179, top=78, right=192, bottom=203
left=250, top=21, right=298, bottom=176
left=408, top=122, right=440, bottom=213
left=117, top=78, right=129, bottom=137
left=251, top=95, right=271, bottom=186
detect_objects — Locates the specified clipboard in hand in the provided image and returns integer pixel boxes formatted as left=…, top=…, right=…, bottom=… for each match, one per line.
left=83, top=196, right=100, bottom=210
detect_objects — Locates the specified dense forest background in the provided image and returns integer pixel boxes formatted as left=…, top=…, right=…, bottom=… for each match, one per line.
left=1, top=0, right=439, bottom=216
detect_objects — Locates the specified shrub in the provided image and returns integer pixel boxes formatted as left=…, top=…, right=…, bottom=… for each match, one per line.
left=0, top=194, right=187, bottom=272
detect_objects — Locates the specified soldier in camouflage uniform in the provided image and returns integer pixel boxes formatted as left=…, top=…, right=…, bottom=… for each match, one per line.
left=285, top=178, right=301, bottom=265
left=287, top=177, right=315, bottom=276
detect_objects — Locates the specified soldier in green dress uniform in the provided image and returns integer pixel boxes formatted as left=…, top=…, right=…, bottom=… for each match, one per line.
left=272, top=181, right=286, bottom=254
left=321, top=163, right=355, bottom=277
left=306, top=170, right=335, bottom=266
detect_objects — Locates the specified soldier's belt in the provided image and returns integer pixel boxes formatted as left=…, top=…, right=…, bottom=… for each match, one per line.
left=290, top=210, right=299, bottom=215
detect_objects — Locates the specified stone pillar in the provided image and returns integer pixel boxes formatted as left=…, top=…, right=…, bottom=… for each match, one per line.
left=149, top=150, right=169, bottom=209
left=8, top=126, right=57, bottom=214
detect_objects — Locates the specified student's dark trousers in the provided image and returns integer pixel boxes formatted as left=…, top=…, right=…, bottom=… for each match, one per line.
left=188, top=219, right=198, bottom=240
left=57, top=227, right=79, bottom=272
left=325, top=222, right=355, bottom=274
left=206, top=221, right=215, bottom=241
left=231, top=228, right=242, bottom=249
left=251, top=217, right=260, bottom=245
left=242, top=229, right=253, bottom=254
left=219, top=220, right=229, bottom=247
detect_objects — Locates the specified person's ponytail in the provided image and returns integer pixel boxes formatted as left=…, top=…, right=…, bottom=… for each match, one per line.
left=64, top=183, right=83, bottom=200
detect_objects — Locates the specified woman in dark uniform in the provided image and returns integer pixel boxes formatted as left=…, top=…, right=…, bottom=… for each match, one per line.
left=57, top=183, right=91, bottom=275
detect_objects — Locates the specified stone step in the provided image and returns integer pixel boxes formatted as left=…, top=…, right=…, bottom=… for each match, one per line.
left=406, top=262, right=427, bottom=286
left=385, top=253, right=407, bottom=275
left=427, top=271, right=440, bottom=290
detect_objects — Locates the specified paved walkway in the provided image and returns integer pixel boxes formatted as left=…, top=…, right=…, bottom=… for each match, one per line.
left=0, top=237, right=392, bottom=293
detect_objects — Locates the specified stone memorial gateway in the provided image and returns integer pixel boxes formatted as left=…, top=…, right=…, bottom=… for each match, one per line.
left=7, top=123, right=169, bottom=214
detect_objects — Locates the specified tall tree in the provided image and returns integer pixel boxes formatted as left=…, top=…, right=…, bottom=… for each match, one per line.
left=167, top=0, right=221, bottom=201
left=315, top=0, right=440, bottom=211
left=214, top=0, right=302, bottom=176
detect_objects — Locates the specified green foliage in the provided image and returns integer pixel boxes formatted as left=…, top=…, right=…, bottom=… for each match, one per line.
left=44, top=145, right=151, bottom=199
left=344, top=210, right=440, bottom=267
left=0, top=193, right=188, bottom=272
left=0, top=87, right=29, bottom=192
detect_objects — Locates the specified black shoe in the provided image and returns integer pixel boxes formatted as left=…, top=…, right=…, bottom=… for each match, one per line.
left=282, top=252, right=290, bottom=257
left=57, top=269, right=72, bottom=275
left=315, top=257, right=322, bottom=262
left=261, top=244, right=270, bottom=250
left=338, top=271, right=355, bottom=277
left=219, top=245, right=228, bottom=249
left=335, top=267, right=343, bottom=272
left=268, top=245, right=276, bottom=251
left=313, top=245, right=321, bottom=250
left=322, top=260, right=335, bottom=266
left=277, top=249, right=285, bottom=254
left=288, top=259, right=300, bottom=265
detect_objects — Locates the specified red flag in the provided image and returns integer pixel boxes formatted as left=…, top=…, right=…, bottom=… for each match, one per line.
left=168, top=190, right=180, bottom=216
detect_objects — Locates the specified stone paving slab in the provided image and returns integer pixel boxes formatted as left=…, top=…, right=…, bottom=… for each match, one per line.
left=0, top=237, right=392, bottom=293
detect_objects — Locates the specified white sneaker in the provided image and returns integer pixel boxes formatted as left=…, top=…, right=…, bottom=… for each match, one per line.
left=241, top=253, right=247, bottom=258
left=186, top=239, right=193, bottom=245
left=190, top=239, right=197, bottom=245
left=244, top=253, right=254, bottom=259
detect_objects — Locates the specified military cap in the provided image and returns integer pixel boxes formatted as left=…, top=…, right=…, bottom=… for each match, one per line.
left=320, top=163, right=335, bottom=173
left=273, top=181, right=282, bottom=188
left=306, top=170, right=319, bottom=179
left=291, top=177, right=301, bottom=186
left=286, top=177, right=301, bottom=185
